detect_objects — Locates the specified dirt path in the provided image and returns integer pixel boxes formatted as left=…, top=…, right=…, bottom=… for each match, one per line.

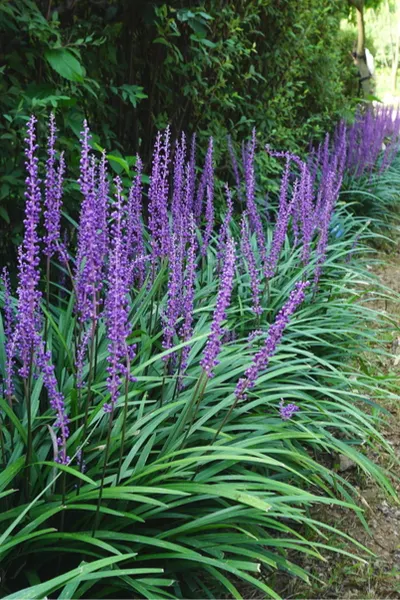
left=290, top=252, right=400, bottom=599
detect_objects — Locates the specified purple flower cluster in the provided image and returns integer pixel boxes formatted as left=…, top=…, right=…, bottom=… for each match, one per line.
left=148, top=128, right=171, bottom=258
left=162, top=232, right=184, bottom=360
left=1, top=268, right=15, bottom=399
left=179, top=217, right=198, bottom=381
left=216, top=184, right=234, bottom=267
left=172, top=132, right=187, bottom=224
left=227, top=134, right=243, bottom=202
left=127, top=155, right=145, bottom=286
left=14, top=116, right=42, bottom=378
left=75, top=122, right=107, bottom=323
left=264, top=153, right=292, bottom=279
left=38, top=345, right=70, bottom=463
left=43, top=114, right=65, bottom=259
left=244, top=130, right=267, bottom=269
left=240, top=215, right=262, bottom=316
left=5, top=110, right=396, bottom=470
left=200, top=236, right=236, bottom=377
left=195, top=136, right=213, bottom=221
left=279, top=399, right=299, bottom=421
left=104, top=178, right=136, bottom=411
left=234, top=281, right=309, bottom=401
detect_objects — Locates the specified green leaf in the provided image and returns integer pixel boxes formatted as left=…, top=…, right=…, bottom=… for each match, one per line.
left=3, top=554, right=137, bottom=599
left=0, top=457, right=25, bottom=492
left=45, top=49, right=84, bottom=82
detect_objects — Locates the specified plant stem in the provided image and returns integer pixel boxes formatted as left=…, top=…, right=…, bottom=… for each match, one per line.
left=24, top=355, right=33, bottom=500
left=77, top=312, right=97, bottom=493
left=116, top=360, right=131, bottom=484
left=180, top=371, right=208, bottom=449
left=93, top=407, right=114, bottom=536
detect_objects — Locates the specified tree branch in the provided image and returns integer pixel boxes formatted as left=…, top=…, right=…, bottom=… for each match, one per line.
left=348, top=0, right=364, bottom=11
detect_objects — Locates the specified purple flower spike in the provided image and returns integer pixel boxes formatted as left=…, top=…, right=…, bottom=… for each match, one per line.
left=234, top=281, right=309, bottom=401
left=244, top=130, right=267, bottom=269
left=195, top=136, right=213, bottom=220
left=202, top=180, right=215, bottom=256
left=38, top=345, right=70, bottom=464
left=241, top=215, right=262, bottom=316
left=264, top=154, right=292, bottom=279
left=97, top=151, right=110, bottom=266
left=75, top=154, right=103, bottom=323
left=279, top=399, right=299, bottom=421
left=227, top=135, right=243, bottom=202
left=216, top=184, right=234, bottom=267
left=104, top=177, right=136, bottom=411
left=44, top=114, right=64, bottom=258
left=179, top=216, right=198, bottom=383
left=313, top=164, right=338, bottom=288
left=75, top=122, right=106, bottom=323
left=14, top=115, right=42, bottom=379
left=162, top=232, right=184, bottom=360
left=200, top=236, right=236, bottom=377
left=299, top=164, right=315, bottom=266
left=185, top=134, right=197, bottom=214
left=127, top=155, right=146, bottom=286
left=1, top=268, right=15, bottom=399
left=148, top=128, right=171, bottom=258
left=172, top=132, right=186, bottom=224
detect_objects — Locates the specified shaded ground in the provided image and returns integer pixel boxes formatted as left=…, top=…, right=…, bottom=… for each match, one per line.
left=287, top=251, right=400, bottom=600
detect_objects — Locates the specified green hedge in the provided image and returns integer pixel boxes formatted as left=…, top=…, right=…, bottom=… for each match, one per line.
left=1, top=0, right=352, bottom=258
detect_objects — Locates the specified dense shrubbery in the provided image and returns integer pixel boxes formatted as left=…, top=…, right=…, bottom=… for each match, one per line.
left=1, top=0, right=354, bottom=259
left=0, top=108, right=398, bottom=599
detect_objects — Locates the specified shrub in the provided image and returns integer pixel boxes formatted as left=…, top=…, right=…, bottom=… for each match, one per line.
left=0, top=114, right=397, bottom=599
left=1, top=0, right=354, bottom=261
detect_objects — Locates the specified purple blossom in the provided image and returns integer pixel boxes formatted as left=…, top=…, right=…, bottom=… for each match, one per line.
left=38, top=344, right=70, bottom=464
left=234, top=281, right=309, bottom=401
left=279, top=399, right=299, bottom=421
left=244, top=130, right=267, bottom=269
left=75, top=124, right=104, bottom=323
left=299, top=164, right=315, bottom=265
left=178, top=217, right=197, bottom=381
left=241, top=215, right=262, bottom=316
left=186, top=134, right=197, bottom=213
left=247, top=329, right=264, bottom=346
left=172, top=132, right=186, bottom=223
left=216, top=184, right=234, bottom=267
left=202, top=180, right=215, bottom=256
left=195, top=136, right=213, bottom=220
left=14, top=115, right=42, bottom=378
left=104, top=177, right=136, bottom=411
left=200, top=236, right=236, bottom=377
left=313, top=164, right=338, bottom=288
left=291, top=179, right=301, bottom=247
left=346, top=230, right=362, bottom=263
left=97, top=151, right=110, bottom=265
left=76, top=328, right=91, bottom=389
left=264, top=154, right=292, bottom=279
left=148, top=128, right=171, bottom=258
left=162, top=232, right=184, bottom=360
left=43, top=114, right=64, bottom=258
left=227, top=135, right=243, bottom=202
left=127, top=155, right=145, bottom=286
left=1, top=268, right=15, bottom=399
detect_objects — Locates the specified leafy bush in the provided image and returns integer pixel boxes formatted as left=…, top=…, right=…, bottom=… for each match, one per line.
left=1, top=0, right=355, bottom=261
left=0, top=113, right=397, bottom=599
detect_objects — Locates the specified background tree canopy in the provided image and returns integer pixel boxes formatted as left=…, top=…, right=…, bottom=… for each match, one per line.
left=1, top=0, right=359, bottom=258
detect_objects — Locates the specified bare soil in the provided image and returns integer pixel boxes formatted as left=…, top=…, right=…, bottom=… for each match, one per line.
left=287, top=251, right=400, bottom=600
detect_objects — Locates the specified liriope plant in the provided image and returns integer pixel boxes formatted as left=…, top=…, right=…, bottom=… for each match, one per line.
left=0, top=112, right=398, bottom=600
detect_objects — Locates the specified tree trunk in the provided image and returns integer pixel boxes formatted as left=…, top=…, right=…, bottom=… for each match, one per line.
left=391, top=28, right=400, bottom=92
left=349, top=0, right=373, bottom=97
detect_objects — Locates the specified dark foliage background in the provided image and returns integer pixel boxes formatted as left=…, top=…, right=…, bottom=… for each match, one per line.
left=1, top=0, right=356, bottom=259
